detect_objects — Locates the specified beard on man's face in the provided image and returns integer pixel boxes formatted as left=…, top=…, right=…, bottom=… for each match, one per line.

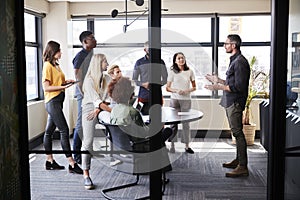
left=226, top=48, right=232, bottom=53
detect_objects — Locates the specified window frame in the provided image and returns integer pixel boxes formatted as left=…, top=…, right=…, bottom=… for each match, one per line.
left=25, top=9, right=44, bottom=101
left=71, top=13, right=271, bottom=99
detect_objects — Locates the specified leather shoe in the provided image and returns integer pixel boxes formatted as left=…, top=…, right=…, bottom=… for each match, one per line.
left=69, top=163, right=83, bottom=174
left=45, top=160, right=65, bottom=170
left=185, top=147, right=194, bottom=154
left=225, top=165, right=249, bottom=178
left=222, top=159, right=239, bottom=169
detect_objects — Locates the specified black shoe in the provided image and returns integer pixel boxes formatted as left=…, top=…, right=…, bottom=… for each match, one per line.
left=45, top=160, right=65, bottom=170
left=69, top=163, right=83, bottom=174
left=185, top=147, right=194, bottom=154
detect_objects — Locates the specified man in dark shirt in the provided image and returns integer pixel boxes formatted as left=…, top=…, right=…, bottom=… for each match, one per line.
left=72, top=31, right=97, bottom=164
left=132, top=41, right=168, bottom=115
left=205, top=34, right=250, bottom=178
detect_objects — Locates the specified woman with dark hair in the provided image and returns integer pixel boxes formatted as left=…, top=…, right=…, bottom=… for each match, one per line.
left=166, top=52, right=196, bottom=154
left=42, top=40, right=83, bottom=174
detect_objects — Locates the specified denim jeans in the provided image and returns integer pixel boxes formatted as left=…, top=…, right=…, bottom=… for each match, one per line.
left=72, top=94, right=83, bottom=163
left=225, top=102, right=248, bottom=166
left=169, top=99, right=191, bottom=145
left=44, top=92, right=72, bottom=158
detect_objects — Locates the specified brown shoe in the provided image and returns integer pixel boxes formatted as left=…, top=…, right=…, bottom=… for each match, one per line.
left=225, top=165, right=249, bottom=178
left=222, top=159, right=239, bottom=169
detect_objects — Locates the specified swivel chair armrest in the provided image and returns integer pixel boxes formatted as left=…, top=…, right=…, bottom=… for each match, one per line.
left=131, top=138, right=149, bottom=145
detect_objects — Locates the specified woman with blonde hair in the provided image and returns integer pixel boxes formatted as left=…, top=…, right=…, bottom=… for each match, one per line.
left=81, top=53, right=111, bottom=189
left=97, top=64, right=123, bottom=123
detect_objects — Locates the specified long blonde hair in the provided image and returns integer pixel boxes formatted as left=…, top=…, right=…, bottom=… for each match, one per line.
left=83, top=53, right=106, bottom=94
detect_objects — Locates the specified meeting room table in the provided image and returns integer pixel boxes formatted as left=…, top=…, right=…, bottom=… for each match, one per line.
left=142, top=106, right=204, bottom=125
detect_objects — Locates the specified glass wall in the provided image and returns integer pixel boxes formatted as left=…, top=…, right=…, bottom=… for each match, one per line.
left=285, top=0, right=300, bottom=199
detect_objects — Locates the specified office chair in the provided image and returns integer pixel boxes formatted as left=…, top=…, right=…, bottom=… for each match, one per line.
left=100, top=122, right=171, bottom=200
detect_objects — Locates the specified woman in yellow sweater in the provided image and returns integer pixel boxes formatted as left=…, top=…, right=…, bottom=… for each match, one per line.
left=42, top=40, right=82, bottom=174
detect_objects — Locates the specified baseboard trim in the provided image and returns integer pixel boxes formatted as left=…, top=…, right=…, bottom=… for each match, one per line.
left=29, top=129, right=260, bottom=150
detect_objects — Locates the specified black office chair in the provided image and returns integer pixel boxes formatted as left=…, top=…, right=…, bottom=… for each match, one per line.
left=100, top=122, right=171, bottom=200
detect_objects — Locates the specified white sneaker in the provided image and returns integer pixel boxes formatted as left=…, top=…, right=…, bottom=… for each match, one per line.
left=84, top=177, right=95, bottom=190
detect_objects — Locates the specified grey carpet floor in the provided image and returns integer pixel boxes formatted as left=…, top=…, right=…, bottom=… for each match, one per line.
left=29, top=138, right=267, bottom=200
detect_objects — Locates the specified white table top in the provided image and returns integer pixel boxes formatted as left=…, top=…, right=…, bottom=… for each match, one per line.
left=143, top=106, right=203, bottom=125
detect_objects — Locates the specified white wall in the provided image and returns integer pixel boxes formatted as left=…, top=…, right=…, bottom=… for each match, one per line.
left=69, top=0, right=270, bottom=16
left=24, top=0, right=49, bottom=13
left=27, top=101, right=47, bottom=140
left=25, top=0, right=271, bottom=16
left=160, top=98, right=261, bottom=130
left=25, top=0, right=268, bottom=140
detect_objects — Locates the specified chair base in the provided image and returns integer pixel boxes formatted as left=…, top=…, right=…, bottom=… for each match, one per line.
left=101, top=173, right=169, bottom=200
left=101, top=175, right=149, bottom=200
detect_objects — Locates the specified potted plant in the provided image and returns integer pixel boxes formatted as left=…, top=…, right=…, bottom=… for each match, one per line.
left=232, top=56, right=269, bottom=145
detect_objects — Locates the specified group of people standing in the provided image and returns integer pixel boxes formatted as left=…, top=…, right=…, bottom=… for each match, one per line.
left=41, top=32, right=250, bottom=190
left=133, top=41, right=196, bottom=154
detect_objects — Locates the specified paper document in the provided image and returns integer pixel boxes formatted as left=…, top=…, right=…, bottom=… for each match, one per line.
left=178, top=111, right=194, bottom=115
left=142, top=115, right=149, bottom=123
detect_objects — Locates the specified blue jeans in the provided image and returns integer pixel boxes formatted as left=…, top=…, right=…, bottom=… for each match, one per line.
left=225, top=102, right=248, bottom=166
left=73, top=94, right=83, bottom=163
left=44, top=92, right=71, bottom=158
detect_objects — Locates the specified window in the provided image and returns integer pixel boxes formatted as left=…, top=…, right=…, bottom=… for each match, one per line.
left=24, top=12, right=43, bottom=101
left=162, top=17, right=211, bottom=43
left=72, top=20, right=88, bottom=45
left=219, top=15, right=271, bottom=42
left=71, top=14, right=271, bottom=97
left=25, top=46, right=38, bottom=99
left=217, top=15, right=271, bottom=96
left=95, top=18, right=148, bottom=43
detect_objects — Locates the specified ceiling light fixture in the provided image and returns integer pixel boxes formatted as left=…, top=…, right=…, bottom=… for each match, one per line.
left=111, top=0, right=168, bottom=33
